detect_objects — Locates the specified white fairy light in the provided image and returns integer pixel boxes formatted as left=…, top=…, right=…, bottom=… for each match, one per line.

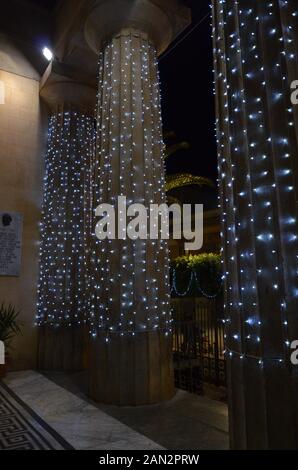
left=36, top=109, right=94, bottom=328
left=211, top=0, right=298, bottom=367
left=89, top=30, right=172, bottom=339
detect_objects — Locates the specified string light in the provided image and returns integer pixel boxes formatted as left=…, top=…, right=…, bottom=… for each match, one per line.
left=36, top=109, right=94, bottom=328
left=212, top=0, right=298, bottom=367
left=88, top=29, right=172, bottom=340
left=170, top=268, right=222, bottom=299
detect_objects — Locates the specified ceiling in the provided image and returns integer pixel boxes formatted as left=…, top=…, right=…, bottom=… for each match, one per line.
left=25, top=0, right=58, bottom=11
left=26, top=0, right=197, bottom=13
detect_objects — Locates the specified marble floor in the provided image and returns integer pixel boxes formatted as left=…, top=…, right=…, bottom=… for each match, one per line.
left=3, top=371, right=229, bottom=450
left=0, top=380, right=73, bottom=450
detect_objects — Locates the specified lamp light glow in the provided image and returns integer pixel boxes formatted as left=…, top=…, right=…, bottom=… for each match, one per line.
left=42, top=47, right=53, bottom=62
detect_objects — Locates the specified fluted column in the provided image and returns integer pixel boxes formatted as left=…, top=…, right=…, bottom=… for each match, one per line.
left=84, top=0, right=190, bottom=405
left=37, top=64, right=96, bottom=371
left=213, top=0, right=298, bottom=449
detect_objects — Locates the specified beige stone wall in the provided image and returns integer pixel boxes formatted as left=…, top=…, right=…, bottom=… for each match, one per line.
left=0, top=68, right=46, bottom=370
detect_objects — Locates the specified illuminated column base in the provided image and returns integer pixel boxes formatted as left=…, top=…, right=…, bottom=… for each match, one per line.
left=213, top=0, right=298, bottom=449
left=38, top=326, right=87, bottom=371
left=89, top=332, right=174, bottom=406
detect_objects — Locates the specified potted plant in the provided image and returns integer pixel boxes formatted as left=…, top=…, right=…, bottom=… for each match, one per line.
left=0, top=303, right=22, bottom=378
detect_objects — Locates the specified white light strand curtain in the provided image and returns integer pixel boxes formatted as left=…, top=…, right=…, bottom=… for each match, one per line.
left=89, top=29, right=172, bottom=340
left=212, top=0, right=298, bottom=449
left=37, top=109, right=94, bottom=328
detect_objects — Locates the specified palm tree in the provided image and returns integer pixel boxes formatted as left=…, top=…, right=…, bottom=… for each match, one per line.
left=165, top=173, right=214, bottom=193
left=164, top=132, right=214, bottom=198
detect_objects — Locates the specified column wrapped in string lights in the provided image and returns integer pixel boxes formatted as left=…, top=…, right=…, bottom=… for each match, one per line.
left=37, top=64, right=96, bottom=370
left=84, top=0, right=190, bottom=405
left=91, top=31, right=173, bottom=337
left=212, top=0, right=298, bottom=449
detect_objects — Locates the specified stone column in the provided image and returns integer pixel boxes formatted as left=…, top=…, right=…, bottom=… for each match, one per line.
left=84, top=0, right=190, bottom=405
left=37, top=62, right=96, bottom=371
left=213, top=0, right=298, bottom=449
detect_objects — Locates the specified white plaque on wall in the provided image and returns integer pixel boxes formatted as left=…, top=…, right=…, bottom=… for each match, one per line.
left=0, top=212, right=23, bottom=277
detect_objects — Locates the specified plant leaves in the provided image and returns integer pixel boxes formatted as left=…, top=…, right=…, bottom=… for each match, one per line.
left=165, top=174, right=214, bottom=193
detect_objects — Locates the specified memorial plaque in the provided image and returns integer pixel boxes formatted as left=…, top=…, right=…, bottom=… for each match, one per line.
left=0, top=212, right=23, bottom=277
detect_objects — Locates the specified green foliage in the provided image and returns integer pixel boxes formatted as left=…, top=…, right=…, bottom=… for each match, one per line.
left=165, top=174, right=214, bottom=193
left=0, top=303, right=22, bottom=349
left=187, top=253, right=222, bottom=271
left=171, top=253, right=222, bottom=298
left=163, top=132, right=214, bottom=196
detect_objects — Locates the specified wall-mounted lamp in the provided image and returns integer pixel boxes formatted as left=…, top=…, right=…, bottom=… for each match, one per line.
left=42, top=47, right=53, bottom=62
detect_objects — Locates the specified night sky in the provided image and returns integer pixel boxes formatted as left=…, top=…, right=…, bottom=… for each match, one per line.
left=159, top=1, right=216, bottom=183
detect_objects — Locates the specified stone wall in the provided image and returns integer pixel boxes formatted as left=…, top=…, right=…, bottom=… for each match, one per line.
left=0, top=37, right=47, bottom=369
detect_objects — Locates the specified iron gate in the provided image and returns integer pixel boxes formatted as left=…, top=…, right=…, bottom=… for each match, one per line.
left=172, top=297, right=226, bottom=394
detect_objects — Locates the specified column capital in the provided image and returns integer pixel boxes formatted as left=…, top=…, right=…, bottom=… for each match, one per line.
left=84, top=0, right=191, bottom=56
left=40, top=61, right=97, bottom=115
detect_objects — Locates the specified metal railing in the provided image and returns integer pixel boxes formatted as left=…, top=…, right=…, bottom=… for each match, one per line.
left=172, top=297, right=226, bottom=394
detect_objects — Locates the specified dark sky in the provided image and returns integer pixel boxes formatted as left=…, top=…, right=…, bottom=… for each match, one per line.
left=27, top=0, right=57, bottom=9
left=159, top=1, right=217, bottom=182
